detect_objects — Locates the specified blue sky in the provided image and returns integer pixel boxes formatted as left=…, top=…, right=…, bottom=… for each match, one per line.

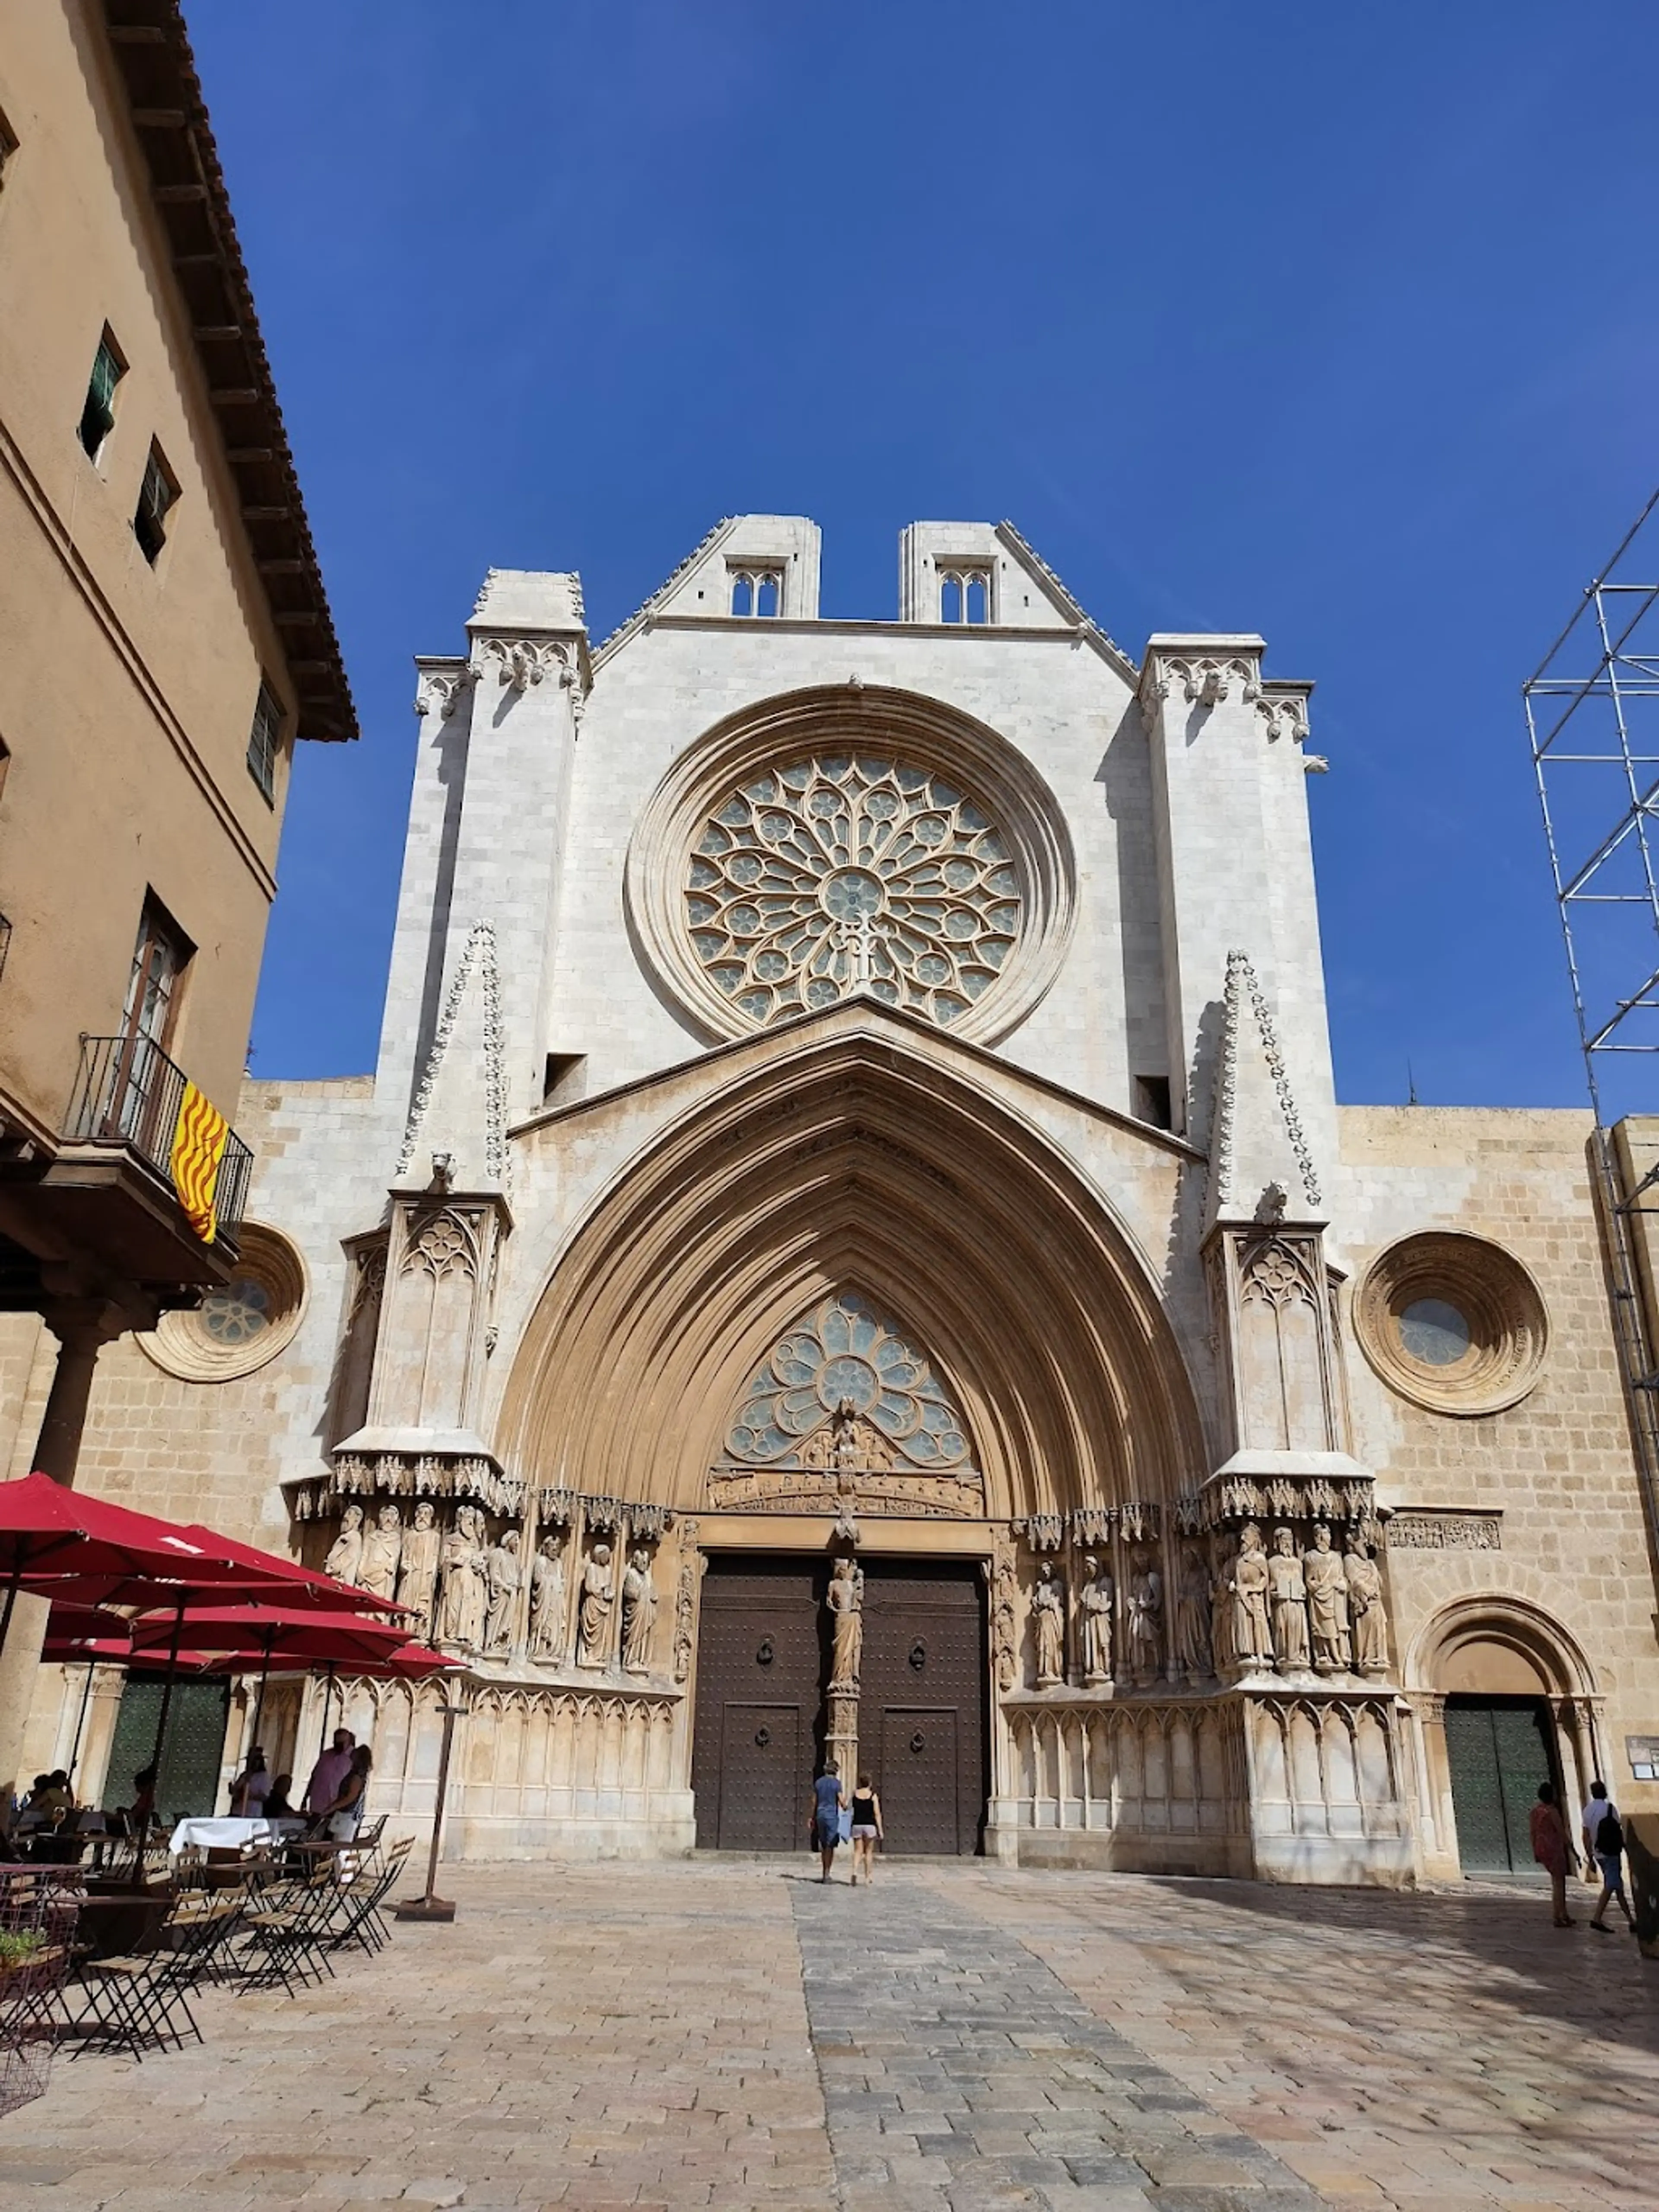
left=192, top=2, right=1659, bottom=1111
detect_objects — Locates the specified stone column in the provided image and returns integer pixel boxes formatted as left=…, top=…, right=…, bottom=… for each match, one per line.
left=0, top=1291, right=141, bottom=1806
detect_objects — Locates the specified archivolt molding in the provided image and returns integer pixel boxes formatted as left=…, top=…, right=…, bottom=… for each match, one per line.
left=1405, top=1591, right=1598, bottom=1700
left=1353, top=1231, right=1548, bottom=1416
left=494, top=1022, right=1207, bottom=1523
left=624, top=684, right=1077, bottom=1048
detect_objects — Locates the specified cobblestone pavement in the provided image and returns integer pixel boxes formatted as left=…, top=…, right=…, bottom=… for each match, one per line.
left=0, top=1860, right=1655, bottom=2211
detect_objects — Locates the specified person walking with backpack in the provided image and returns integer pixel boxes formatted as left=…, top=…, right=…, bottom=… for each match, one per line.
left=1582, top=1778, right=1635, bottom=1935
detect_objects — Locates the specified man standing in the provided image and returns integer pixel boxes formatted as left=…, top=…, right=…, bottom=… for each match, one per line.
left=304, top=1727, right=356, bottom=1818
left=1583, top=1777, right=1635, bottom=1934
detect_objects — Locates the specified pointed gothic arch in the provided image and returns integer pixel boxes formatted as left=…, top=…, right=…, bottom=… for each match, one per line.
left=495, top=1019, right=1208, bottom=1520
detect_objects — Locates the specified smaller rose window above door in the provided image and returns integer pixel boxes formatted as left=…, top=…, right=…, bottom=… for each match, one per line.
left=686, top=754, right=1023, bottom=1029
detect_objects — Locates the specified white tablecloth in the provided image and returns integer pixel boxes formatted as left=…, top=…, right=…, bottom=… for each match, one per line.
left=167, top=1816, right=302, bottom=1854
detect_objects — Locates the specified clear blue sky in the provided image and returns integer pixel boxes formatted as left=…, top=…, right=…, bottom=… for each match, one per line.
left=191, top=2, right=1659, bottom=1111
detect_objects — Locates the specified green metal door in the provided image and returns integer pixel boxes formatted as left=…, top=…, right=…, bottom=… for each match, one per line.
left=1444, top=1697, right=1554, bottom=1873
left=101, top=1673, right=231, bottom=1824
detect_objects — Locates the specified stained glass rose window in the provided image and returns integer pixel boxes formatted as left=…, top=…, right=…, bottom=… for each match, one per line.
left=725, top=1291, right=974, bottom=1470
left=686, top=754, right=1022, bottom=1029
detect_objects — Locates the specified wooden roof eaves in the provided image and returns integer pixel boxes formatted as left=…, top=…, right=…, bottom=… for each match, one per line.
left=101, top=1, right=357, bottom=743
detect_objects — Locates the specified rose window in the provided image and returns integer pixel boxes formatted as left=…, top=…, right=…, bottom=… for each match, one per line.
left=686, top=754, right=1023, bottom=1028
left=725, top=1292, right=975, bottom=1469
left=200, top=1276, right=271, bottom=1346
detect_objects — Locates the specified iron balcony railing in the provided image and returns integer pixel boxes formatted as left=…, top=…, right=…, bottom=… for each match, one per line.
left=65, top=1034, right=252, bottom=1250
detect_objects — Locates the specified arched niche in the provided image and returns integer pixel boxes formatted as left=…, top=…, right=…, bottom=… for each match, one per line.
left=1408, top=1592, right=1597, bottom=1700
left=496, top=1021, right=1206, bottom=1521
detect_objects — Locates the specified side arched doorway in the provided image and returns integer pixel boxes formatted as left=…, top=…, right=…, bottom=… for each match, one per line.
left=1407, top=1596, right=1603, bottom=1883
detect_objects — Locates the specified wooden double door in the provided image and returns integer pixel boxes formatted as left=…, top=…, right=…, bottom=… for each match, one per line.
left=691, top=1553, right=986, bottom=1856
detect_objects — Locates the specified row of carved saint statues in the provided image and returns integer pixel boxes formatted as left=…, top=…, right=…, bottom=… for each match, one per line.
left=323, top=1502, right=661, bottom=1673
left=1005, top=1521, right=1391, bottom=1690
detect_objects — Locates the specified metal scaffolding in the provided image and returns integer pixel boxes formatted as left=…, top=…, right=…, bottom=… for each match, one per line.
left=1525, top=489, right=1659, bottom=1548
left=1525, top=487, right=1659, bottom=1129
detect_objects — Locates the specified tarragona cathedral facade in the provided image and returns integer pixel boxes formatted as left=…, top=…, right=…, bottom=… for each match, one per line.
left=14, top=517, right=1659, bottom=1884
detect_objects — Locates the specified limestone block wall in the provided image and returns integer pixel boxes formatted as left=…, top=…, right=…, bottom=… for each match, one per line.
left=1334, top=1104, right=1659, bottom=1826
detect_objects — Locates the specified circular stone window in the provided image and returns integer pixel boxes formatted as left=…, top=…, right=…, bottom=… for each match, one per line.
left=140, top=1222, right=307, bottom=1383
left=626, top=686, right=1076, bottom=1046
left=688, top=755, right=1023, bottom=1029
left=1354, top=1232, right=1548, bottom=1416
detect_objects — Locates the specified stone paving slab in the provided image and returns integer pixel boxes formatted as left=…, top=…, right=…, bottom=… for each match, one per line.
left=0, top=1860, right=1655, bottom=2209
left=793, top=1875, right=1324, bottom=2209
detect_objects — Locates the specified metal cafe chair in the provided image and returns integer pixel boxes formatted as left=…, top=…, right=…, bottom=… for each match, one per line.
left=326, top=1835, right=413, bottom=1959
left=72, top=1893, right=242, bottom=2061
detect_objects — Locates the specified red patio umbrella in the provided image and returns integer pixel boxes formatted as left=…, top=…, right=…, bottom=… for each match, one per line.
left=127, top=1602, right=409, bottom=1747
left=0, top=1471, right=382, bottom=1832
left=169, top=1523, right=405, bottom=1618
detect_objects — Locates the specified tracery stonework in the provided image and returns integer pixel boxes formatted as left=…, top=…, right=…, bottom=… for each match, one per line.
left=687, top=754, right=1023, bottom=1028
left=712, top=1289, right=985, bottom=1516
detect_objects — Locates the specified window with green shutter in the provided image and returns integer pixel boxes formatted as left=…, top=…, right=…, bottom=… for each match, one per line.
left=246, top=681, right=282, bottom=803
left=78, top=331, right=125, bottom=459
left=133, top=442, right=177, bottom=563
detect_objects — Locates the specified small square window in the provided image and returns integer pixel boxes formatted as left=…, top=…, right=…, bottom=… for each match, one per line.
left=79, top=329, right=125, bottom=461
left=246, top=681, right=283, bottom=803
left=133, top=442, right=177, bottom=563
left=1133, top=1074, right=1173, bottom=1130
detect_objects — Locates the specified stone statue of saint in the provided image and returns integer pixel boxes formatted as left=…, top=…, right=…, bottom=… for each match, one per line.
left=458, top=1506, right=489, bottom=1649
left=826, top=1556, right=863, bottom=1690
left=324, top=1503, right=364, bottom=1588
left=1344, top=1537, right=1389, bottom=1676
left=1176, top=1544, right=1212, bottom=1680
left=529, top=1532, right=567, bottom=1660
left=435, top=1510, right=474, bottom=1646
left=358, top=1503, right=404, bottom=1603
left=576, top=1540, right=614, bottom=1668
left=1031, top=1561, right=1066, bottom=1687
left=621, top=1546, right=658, bottom=1675
left=1127, top=1553, right=1163, bottom=1681
left=1229, top=1523, right=1271, bottom=1668
left=1209, top=1538, right=1236, bottom=1674
left=1079, top=1556, right=1114, bottom=1685
left=483, top=1528, right=521, bottom=1654
left=1266, top=1526, right=1309, bottom=1672
left=395, top=1500, right=441, bottom=1637
left=1303, top=1524, right=1351, bottom=1673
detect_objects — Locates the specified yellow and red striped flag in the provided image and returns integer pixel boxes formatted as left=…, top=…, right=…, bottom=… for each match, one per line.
left=170, top=1081, right=229, bottom=1244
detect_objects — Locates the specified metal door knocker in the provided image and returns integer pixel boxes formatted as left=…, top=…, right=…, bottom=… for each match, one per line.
left=754, top=1727, right=771, bottom=1748
left=909, top=1730, right=925, bottom=1754
left=756, top=1637, right=774, bottom=1666
left=908, top=1639, right=927, bottom=1671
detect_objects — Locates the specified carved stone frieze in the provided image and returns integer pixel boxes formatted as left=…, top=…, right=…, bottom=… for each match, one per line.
left=1386, top=1510, right=1502, bottom=1550
left=706, top=1463, right=983, bottom=1517
left=415, top=666, right=475, bottom=720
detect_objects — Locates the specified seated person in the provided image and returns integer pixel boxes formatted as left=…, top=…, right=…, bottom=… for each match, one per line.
left=262, top=1773, right=296, bottom=1820
left=110, top=1763, right=158, bottom=1837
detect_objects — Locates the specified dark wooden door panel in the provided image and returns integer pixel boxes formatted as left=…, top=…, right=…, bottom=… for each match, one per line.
left=717, top=1703, right=801, bottom=1851
left=879, top=1706, right=961, bottom=1854
left=692, top=1558, right=823, bottom=1849
left=860, top=1562, right=986, bottom=1856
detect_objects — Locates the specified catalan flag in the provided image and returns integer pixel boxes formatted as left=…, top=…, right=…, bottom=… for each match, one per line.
left=170, top=1081, right=229, bottom=1244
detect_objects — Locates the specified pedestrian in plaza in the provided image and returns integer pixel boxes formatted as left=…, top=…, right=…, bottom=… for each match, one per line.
left=302, top=1725, right=356, bottom=1816
left=229, top=1746, right=270, bottom=1817
left=808, top=1760, right=846, bottom=1882
left=1582, top=1778, right=1635, bottom=1934
left=317, top=1744, right=373, bottom=1842
left=1531, top=1781, right=1575, bottom=1928
left=849, top=1771, right=883, bottom=1886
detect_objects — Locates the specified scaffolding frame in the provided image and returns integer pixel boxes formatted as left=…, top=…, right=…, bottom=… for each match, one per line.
left=1524, top=488, right=1659, bottom=1554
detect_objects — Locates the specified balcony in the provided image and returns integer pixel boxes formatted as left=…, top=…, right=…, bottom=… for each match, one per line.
left=16, top=1035, right=255, bottom=1291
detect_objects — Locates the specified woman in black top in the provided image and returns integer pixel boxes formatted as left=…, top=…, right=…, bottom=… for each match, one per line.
left=849, top=1771, right=883, bottom=1886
